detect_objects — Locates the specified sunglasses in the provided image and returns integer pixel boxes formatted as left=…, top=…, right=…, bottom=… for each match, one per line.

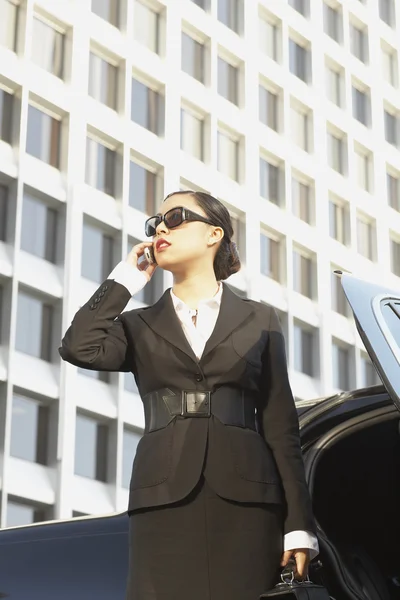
left=145, top=206, right=216, bottom=237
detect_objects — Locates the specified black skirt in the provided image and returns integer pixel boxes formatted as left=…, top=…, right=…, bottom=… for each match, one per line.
left=125, top=474, right=283, bottom=600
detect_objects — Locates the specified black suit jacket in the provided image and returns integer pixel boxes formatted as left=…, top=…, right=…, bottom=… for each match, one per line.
left=59, top=278, right=316, bottom=535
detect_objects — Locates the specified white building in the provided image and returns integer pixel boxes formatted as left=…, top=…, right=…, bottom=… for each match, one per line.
left=0, top=0, right=398, bottom=527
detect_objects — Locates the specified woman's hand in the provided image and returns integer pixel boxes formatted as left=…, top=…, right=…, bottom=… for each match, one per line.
left=126, top=242, right=158, bottom=282
left=281, top=548, right=310, bottom=580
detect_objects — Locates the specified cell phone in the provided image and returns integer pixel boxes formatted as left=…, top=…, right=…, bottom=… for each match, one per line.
left=144, top=246, right=157, bottom=265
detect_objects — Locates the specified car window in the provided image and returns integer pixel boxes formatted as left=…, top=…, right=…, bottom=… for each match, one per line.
left=340, top=272, right=400, bottom=413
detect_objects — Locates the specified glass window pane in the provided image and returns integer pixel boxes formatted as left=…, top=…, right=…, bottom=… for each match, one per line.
left=259, top=19, right=277, bottom=60
left=15, top=291, right=44, bottom=358
left=10, top=394, right=39, bottom=461
left=0, top=87, right=13, bottom=143
left=131, top=79, right=160, bottom=134
left=89, top=53, right=117, bottom=109
left=6, top=501, right=35, bottom=527
left=122, top=428, right=141, bottom=488
left=218, top=0, right=238, bottom=32
left=74, top=414, right=98, bottom=479
left=218, top=132, right=238, bottom=180
left=81, top=222, right=112, bottom=282
left=31, top=17, right=64, bottom=78
left=259, top=86, right=277, bottom=130
left=129, top=161, right=156, bottom=213
left=21, top=192, right=56, bottom=262
left=26, top=105, right=61, bottom=168
left=181, top=109, right=203, bottom=160
left=0, top=0, right=18, bottom=51
left=218, top=57, right=238, bottom=104
left=91, top=0, right=119, bottom=26
left=85, top=137, right=116, bottom=196
left=182, top=33, right=204, bottom=82
left=0, top=184, right=7, bottom=241
left=134, top=1, right=158, bottom=53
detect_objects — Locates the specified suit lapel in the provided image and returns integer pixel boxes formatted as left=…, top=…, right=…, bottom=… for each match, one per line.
left=138, top=283, right=254, bottom=364
left=138, top=289, right=200, bottom=363
left=200, top=283, right=254, bottom=361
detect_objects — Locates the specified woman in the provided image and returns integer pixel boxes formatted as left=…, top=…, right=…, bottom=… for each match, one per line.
left=59, top=191, right=318, bottom=600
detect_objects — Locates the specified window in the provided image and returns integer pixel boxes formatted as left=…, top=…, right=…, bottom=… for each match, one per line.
left=74, top=413, right=108, bottom=481
left=326, top=64, right=343, bottom=107
left=259, top=85, right=278, bottom=131
left=0, top=0, right=18, bottom=51
left=379, top=0, right=395, bottom=26
left=122, top=427, right=142, bottom=488
left=327, top=131, right=346, bottom=174
left=81, top=221, right=114, bottom=283
left=260, top=158, right=281, bottom=205
left=332, top=340, right=350, bottom=390
left=78, top=367, right=110, bottom=383
left=218, top=0, right=239, bottom=33
left=15, top=290, right=53, bottom=361
left=127, top=238, right=164, bottom=304
left=124, top=372, right=138, bottom=393
left=85, top=136, right=116, bottom=196
left=218, top=57, right=238, bottom=105
left=129, top=161, right=157, bottom=214
left=217, top=131, right=239, bottom=181
left=350, top=23, right=368, bottom=63
left=181, top=33, right=204, bottom=83
left=360, top=352, right=380, bottom=386
left=21, top=192, right=57, bottom=262
left=292, top=178, right=312, bottom=224
left=352, top=86, right=369, bottom=126
left=357, top=216, right=375, bottom=260
left=324, top=3, right=341, bottom=42
left=384, top=109, right=399, bottom=147
left=293, top=250, right=314, bottom=299
left=26, top=105, right=61, bottom=168
left=6, top=499, right=48, bottom=528
left=10, top=393, right=49, bottom=464
left=289, top=0, right=308, bottom=16
left=260, top=233, right=280, bottom=280
left=290, top=105, right=311, bottom=152
left=390, top=238, right=400, bottom=277
left=355, top=147, right=372, bottom=192
left=181, top=108, right=204, bottom=161
left=91, top=0, right=119, bottom=27
left=331, top=270, right=348, bottom=316
left=329, top=200, right=349, bottom=245
left=31, top=17, right=64, bottom=78
left=387, top=172, right=400, bottom=211
left=0, top=87, right=13, bottom=143
left=0, top=184, right=7, bottom=241
left=131, top=78, right=164, bottom=135
left=259, top=17, right=279, bottom=61
left=294, top=323, right=317, bottom=377
left=289, top=39, right=310, bottom=83
left=133, top=1, right=159, bottom=54
left=382, top=46, right=397, bottom=86
left=89, top=52, right=118, bottom=110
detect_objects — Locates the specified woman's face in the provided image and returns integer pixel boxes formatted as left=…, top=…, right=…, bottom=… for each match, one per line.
left=152, top=194, right=222, bottom=273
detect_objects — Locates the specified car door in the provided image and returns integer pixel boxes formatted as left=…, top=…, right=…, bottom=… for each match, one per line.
left=339, top=271, right=400, bottom=412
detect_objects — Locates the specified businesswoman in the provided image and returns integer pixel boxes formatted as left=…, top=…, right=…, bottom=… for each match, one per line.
left=59, top=191, right=318, bottom=600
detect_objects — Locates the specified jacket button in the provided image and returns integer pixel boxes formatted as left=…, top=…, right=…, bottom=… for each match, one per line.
left=195, top=373, right=203, bottom=382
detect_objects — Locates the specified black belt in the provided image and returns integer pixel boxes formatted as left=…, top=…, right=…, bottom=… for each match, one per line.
left=142, top=387, right=258, bottom=433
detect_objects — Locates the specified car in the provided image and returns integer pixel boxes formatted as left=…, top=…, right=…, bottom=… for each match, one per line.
left=0, top=272, right=399, bottom=600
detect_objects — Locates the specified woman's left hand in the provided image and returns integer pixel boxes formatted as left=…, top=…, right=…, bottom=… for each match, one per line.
left=281, top=548, right=310, bottom=580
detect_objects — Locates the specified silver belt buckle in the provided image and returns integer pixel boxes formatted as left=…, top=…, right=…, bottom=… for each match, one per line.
left=181, top=391, right=211, bottom=417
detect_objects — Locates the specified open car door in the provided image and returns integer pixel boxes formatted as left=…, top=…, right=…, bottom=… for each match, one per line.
left=339, top=271, right=400, bottom=413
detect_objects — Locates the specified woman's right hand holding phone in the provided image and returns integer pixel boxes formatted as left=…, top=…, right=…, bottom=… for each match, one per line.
left=126, top=242, right=157, bottom=282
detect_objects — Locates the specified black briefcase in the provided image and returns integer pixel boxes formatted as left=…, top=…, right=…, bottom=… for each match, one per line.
left=259, top=561, right=330, bottom=600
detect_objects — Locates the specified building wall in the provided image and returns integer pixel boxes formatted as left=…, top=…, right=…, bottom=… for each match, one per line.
left=0, top=0, right=398, bottom=527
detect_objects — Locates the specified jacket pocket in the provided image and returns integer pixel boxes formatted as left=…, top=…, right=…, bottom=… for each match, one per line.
left=129, top=424, right=173, bottom=489
left=228, top=426, right=280, bottom=484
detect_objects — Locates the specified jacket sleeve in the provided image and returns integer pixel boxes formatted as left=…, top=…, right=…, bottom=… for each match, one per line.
left=258, top=307, right=316, bottom=535
left=59, top=279, right=134, bottom=372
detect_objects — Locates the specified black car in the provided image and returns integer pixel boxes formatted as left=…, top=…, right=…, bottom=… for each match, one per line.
left=0, top=273, right=399, bottom=600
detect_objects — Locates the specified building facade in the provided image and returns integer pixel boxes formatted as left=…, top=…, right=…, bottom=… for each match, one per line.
left=0, top=0, right=398, bottom=527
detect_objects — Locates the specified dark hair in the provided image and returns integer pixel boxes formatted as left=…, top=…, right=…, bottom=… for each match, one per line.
left=164, top=191, right=241, bottom=281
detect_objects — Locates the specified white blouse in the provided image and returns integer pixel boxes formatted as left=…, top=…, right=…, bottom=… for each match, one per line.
left=108, top=260, right=319, bottom=559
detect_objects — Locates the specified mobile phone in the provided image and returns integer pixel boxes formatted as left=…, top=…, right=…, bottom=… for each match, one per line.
left=144, top=246, right=157, bottom=265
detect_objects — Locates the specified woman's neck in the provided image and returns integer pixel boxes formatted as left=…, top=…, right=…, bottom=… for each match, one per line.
left=172, top=273, right=219, bottom=310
